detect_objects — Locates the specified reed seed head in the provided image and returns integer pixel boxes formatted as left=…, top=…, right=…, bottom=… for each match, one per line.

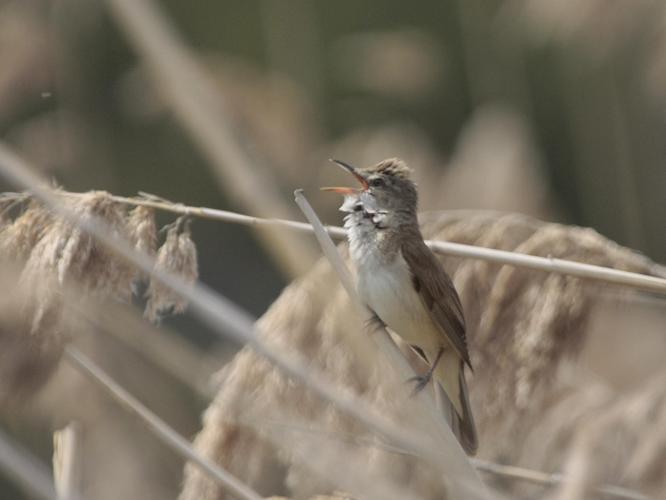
left=145, top=217, right=199, bottom=322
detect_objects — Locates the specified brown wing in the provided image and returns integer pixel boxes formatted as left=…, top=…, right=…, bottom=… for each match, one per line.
left=401, top=240, right=472, bottom=369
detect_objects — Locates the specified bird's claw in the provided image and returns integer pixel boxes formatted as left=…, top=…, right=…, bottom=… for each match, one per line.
left=364, top=312, right=385, bottom=333
left=407, top=373, right=432, bottom=396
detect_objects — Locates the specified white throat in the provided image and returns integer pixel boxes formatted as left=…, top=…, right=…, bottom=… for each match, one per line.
left=341, top=194, right=392, bottom=267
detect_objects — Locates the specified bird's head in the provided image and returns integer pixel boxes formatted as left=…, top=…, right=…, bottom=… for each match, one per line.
left=322, top=158, right=418, bottom=217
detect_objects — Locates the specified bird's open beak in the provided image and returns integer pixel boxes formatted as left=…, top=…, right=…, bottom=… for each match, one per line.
left=320, top=159, right=369, bottom=194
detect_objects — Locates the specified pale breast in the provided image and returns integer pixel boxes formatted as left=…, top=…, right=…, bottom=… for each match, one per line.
left=356, top=251, right=442, bottom=350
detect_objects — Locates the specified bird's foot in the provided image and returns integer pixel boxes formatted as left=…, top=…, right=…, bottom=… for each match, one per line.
left=407, top=372, right=432, bottom=396
left=364, top=312, right=385, bottom=333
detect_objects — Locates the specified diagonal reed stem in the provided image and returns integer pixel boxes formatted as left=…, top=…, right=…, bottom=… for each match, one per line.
left=101, top=0, right=317, bottom=278
left=63, top=347, right=263, bottom=500
left=0, top=141, right=457, bottom=490
left=294, top=189, right=489, bottom=500
left=0, top=143, right=654, bottom=500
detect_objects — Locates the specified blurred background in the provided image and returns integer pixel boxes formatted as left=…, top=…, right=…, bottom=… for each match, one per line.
left=1, top=0, right=665, bottom=498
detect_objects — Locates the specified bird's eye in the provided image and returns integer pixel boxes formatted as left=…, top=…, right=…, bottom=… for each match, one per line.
left=353, top=204, right=363, bottom=212
left=369, top=177, right=384, bottom=188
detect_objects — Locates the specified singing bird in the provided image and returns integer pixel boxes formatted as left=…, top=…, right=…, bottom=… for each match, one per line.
left=323, top=158, right=478, bottom=455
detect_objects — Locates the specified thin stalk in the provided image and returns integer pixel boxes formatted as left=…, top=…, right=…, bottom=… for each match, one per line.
left=53, top=422, right=83, bottom=500
left=245, top=418, right=648, bottom=500
left=0, top=428, right=70, bottom=500
left=0, top=142, right=449, bottom=484
left=0, top=144, right=654, bottom=500
left=471, top=459, right=648, bottom=500
left=101, top=0, right=317, bottom=277
left=74, top=300, right=218, bottom=400
left=294, top=189, right=489, bottom=500
left=29, top=189, right=666, bottom=296
left=64, top=347, right=263, bottom=500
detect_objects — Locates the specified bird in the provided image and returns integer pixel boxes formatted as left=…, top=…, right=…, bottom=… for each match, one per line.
left=322, top=157, right=478, bottom=455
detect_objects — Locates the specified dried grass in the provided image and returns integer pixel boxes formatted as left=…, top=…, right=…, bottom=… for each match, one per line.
left=20, top=192, right=133, bottom=303
left=181, top=257, right=454, bottom=499
left=0, top=200, right=53, bottom=262
left=126, top=205, right=158, bottom=256
left=181, top=210, right=664, bottom=500
left=0, top=265, right=64, bottom=407
left=548, top=370, right=666, bottom=499
left=0, top=192, right=196, bottom=407
left=0, top=186, right=661, bottom=499
left=145, top=217, right=198, bottom=322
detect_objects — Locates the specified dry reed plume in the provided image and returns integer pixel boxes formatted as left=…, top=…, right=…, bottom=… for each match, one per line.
left=145, top=217, right=198, bottom=322
left=0, top=191, right=198, bottom=408
left=181, top=210, right=664, bottom=500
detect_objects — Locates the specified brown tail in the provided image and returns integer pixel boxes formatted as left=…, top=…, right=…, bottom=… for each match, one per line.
left=456, top=363, right=478, bottom=455
left=435, top=358, right=478, bottom=455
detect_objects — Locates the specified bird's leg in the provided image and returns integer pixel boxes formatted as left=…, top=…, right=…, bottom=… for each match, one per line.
left=408, top=346, right=444, bottom=395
